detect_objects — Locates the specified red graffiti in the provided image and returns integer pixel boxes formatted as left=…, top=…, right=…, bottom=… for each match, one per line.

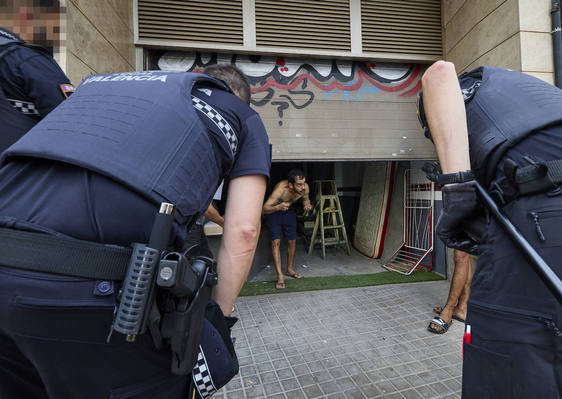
left=251, top=64, right=422, bottom=97
left=399, top=80, right=422, bottom=97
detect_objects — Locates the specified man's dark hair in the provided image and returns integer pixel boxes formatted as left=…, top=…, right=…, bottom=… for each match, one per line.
left=203, top=64, right=251, bottom=104
left=287, top=169, right=305, bottom=184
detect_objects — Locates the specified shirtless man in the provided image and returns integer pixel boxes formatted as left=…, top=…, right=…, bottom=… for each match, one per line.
left=263, top=169, right=312, bottom=290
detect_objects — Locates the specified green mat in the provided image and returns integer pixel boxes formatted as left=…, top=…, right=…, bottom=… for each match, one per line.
left=239, top=270, right=444, bottom=296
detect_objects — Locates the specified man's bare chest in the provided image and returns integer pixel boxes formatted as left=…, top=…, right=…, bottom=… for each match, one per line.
left=278, top=190, right=302, bottom=203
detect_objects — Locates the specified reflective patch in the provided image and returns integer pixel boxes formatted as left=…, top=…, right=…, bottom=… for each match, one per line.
left=191, top=96, right=238, bottom=156
left=7, top=98, right=40, bottom=116
left=192, top=346, right=217, bottom=398
left=197, top=88, right=212, bottom=96
left=461, top=81, right=480, bottom=103
left=59, top=83, right=76, bottom=98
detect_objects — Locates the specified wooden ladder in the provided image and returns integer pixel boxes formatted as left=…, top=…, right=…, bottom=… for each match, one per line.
left=307, top=180, right=351, bottom=258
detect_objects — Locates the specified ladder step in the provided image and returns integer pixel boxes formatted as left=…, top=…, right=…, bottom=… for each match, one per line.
left=324, top=238, right=348, bottom=245
left=321, top=210, right=339, bottom=214
left=313, top=237, right=348, bottom=244
left=324, top=224, right=345, bottom=229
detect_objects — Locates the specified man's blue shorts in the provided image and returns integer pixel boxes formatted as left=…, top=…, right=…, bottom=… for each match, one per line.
left=265, top=208, right=297, bottom=240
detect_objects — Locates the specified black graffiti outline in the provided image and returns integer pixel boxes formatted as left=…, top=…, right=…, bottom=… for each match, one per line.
left=279, top=90, right=314, bottom=110
left=250, top=88, right=274, bottom=107
left=151, top=50, right=414, bottom=87
left=271, top=101, right=289, bottom=126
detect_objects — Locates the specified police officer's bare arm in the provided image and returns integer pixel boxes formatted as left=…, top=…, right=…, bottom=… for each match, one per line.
left=262, top=181, right=292, bottom=214
left=421, top=61, right=471, bottom=175
left=213, top=174, right=267, bottom=316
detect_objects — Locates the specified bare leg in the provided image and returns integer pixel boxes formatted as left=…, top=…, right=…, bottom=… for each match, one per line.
left=455, top=254, right=473, bottom=320
left=430, top=250, right=471, bottom=331
left=271, top=239, right=284, bottom=288
left=286, top=239, right=301, bottom=277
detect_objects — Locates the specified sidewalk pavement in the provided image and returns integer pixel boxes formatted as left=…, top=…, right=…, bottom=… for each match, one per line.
left=216, top=280, right=463, bottom=399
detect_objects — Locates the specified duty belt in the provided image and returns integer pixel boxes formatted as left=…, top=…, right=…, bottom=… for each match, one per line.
left=0, top=227, right=132, bottom=280
left=489, top=157, right=562, bottom=206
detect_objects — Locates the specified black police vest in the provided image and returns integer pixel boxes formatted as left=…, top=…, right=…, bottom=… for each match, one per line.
left=0, top=38, right=39, bottom=152
left=460, top=66, right=562, bottom=185
left=1, top=71, right=233, bottom=223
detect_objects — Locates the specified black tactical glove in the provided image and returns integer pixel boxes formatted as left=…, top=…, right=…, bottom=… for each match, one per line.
left=436, top=181, right=483, bottom=255
left=422, top=161, right=441, bottom=183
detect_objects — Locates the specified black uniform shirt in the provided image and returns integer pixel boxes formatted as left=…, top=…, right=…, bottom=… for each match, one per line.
left=0, top=40, right=71, bottom=117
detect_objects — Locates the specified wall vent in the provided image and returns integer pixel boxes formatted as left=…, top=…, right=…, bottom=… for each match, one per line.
left=255, top=0, right=351, bottom=51
left=137, top=0, right=243, bottom=44
left=361, top=0, right=442, bottom=55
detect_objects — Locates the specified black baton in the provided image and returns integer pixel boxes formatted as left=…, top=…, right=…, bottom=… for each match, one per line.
left=111, top=202, right=176, bottom=342
left=474, top=181, right=562, bottom=304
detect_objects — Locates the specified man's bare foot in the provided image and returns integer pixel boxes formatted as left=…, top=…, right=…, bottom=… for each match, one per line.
left=286, top=270, right=302, bottom=279
left=453, top=305, right=467, bottom=322
left=275, top=281, right=285, bottom=290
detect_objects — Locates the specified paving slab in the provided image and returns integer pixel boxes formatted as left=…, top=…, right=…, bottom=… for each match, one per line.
left=218, top=280, right=463, bottom=398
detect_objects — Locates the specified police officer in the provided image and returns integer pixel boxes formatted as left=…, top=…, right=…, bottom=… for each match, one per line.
left=0, top=65, right=270, bottom=398
left=0, top=27, right=73, bottom=151
left=418, top=61, right=562, bottom=398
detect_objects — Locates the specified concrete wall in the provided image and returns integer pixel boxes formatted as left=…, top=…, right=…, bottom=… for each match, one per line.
left=519, top=0, right=554, bottom=83
left=66, top=0, right=135, bottom=86
left=443, top=0, right=554, bottom=83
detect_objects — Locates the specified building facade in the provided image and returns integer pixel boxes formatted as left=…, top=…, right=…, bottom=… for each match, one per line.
left=3, top=0, right=555, bottom=271
left=57, top=0, right=556, bottom=161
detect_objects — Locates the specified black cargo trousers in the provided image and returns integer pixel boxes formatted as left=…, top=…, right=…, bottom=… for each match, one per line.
left=462, top=191, right=562, bottom=399
left=0, top=266, right=190, bottom=399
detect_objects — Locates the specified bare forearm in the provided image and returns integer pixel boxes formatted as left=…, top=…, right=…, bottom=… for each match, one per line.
left=204, top=205, right=224, bottom=227
left=262, top=203, right=279, bottom=214
left=422, top=61, right=471, bottom=174
left=213, top=222, right=260, bottom=315
left=212, top=175, right=267, bottom=316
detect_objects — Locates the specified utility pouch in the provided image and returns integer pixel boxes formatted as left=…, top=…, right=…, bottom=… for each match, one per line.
left=158, top=254, right=218, bottom=375
left=492, top=157, right=562, bottom=205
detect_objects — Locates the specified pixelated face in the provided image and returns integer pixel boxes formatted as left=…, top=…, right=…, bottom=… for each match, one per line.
left=289, top=177, right=306, bottom=195
left=0, top=0, right=63, bottom=50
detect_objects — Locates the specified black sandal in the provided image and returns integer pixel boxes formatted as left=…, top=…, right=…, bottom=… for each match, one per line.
left=427, top=316, right=452, bottom=334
